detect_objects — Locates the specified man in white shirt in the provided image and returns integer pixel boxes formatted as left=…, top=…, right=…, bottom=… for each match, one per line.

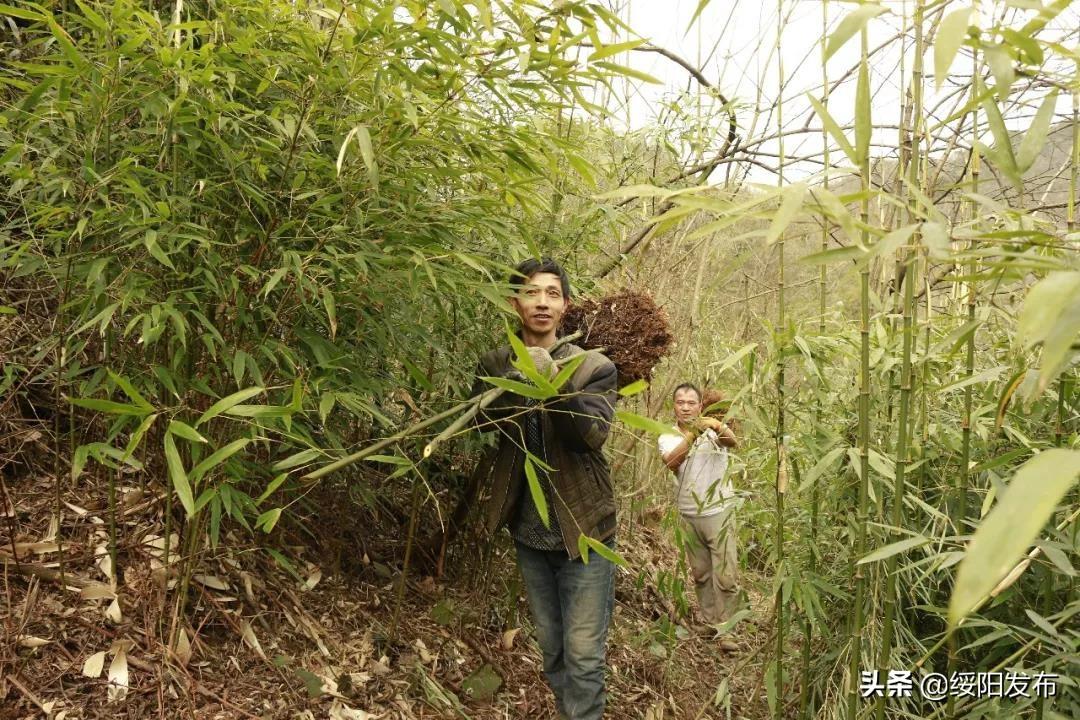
left=657, top=383, right=740, bottom=641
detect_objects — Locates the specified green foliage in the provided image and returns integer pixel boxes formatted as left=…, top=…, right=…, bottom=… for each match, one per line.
left=1, top=0, right=632, bottom=538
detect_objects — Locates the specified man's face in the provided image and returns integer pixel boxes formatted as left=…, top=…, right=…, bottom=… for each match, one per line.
left=674, top=388, right=702, bottom=424
left=510, top=271, right=568, bottom=338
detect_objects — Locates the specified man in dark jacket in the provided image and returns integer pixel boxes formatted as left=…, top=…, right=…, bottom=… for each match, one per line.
left=471, top=257, right=618, bottom=720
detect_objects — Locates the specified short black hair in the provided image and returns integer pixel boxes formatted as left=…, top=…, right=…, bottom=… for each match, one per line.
left=510, top=257, right=571, bottom=299
left=673, top=383, right=701, bottom=401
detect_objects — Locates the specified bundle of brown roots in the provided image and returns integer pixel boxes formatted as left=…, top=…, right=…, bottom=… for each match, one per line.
left=562, top=289, right=673, bottom=387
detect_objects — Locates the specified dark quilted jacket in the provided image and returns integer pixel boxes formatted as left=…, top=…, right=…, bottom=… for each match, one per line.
left=470, top=341, right=618, bottom=559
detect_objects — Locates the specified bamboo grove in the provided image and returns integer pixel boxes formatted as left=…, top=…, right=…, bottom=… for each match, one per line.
left=1, top=1, right=1078, bottom=718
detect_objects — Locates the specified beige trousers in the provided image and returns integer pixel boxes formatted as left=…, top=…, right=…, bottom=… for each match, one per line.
left=681, top=507, right=738, bottom=624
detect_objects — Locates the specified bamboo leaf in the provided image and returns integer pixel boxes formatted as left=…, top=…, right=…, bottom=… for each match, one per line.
left=257, top=473, right=289, bottom=505
left=857, top=535, right=929, bottom=565
left=190, top=438, right=251, bottom=483
left=581, top=536, right=627, bottom=567
left=167, top=420, right=206, bottom=444
left=272, top=448, right=321, bottom=470
left=764, top=182, right=806, bottom=245
left=0, top=3, right=43, bottom=21
left=686, top=0, right=712, bottom=34
left=523, top=456, right=550, bottom=528
left=1016, top=90, right=1059, bottom=172
left=592, top=61, right=662, bottom=85
left=480, top=375, right=553, bottom=400
left=69, top=397, right=150, bottom=416
left=616, top=409, right=676, bottom=436
left=948, top=449, right=1080, bottom=627
left=255, top=508, right=282, bottom=533
left=706, top=343, right=757, bottom=376
left=338, top=125, right=378, bottom=187
left=799, top=246, right=865, bottom=265
left=164, top=433, right=195, bottom=517
left=196, top=386, right=265, bottom=427
left=618, top=379, right=648, bottom=397
left=934, top=8, right=973, bottom=90
left=107, top=370, right=154, bottom=411
left=984, top=45, right=1015, bottom=99
left=588, top=39, right=646, bottom=62
left=979, top=93, right=1019, bottom=185
left=995, top=369, right=1027, bottom=430
left=551, top=352, right=587, bottom=391
left=937, top=365, right=1008, bottom=393
left=807, top=95, right=858, bottom=166
left=798, top=446, right=847, bottom=492
left=1017, top=271, right=1080, bottom=394
left=825, top=4, right=885, bottom=61
left=854, top=62, right=870, bottom=165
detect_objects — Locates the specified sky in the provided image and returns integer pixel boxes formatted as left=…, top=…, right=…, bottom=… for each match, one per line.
left=586, top=0, right=1079, bottom=182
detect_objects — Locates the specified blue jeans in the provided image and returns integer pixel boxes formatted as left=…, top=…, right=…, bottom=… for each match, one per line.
left=515, top=539, right=616, bottom=720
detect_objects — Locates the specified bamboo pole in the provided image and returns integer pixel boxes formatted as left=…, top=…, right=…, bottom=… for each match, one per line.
left=799, top=3, right=829, bottom=717
left=875, top=3, right=921, bottom=713
left=773, top=3, right=787, bottom=716
left=847, top=23, right=874, bottom=720
left=301, top=332, right=584, bottom=481
left=949, top=21, right=980, bottom=716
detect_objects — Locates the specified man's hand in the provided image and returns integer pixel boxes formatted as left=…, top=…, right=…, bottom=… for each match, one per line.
left=525, top=346, right=556, bottom=378
left=697, top=416, right=724, bottom=432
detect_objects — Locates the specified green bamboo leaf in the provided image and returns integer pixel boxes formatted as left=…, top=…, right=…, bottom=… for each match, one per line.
left=807, top=95, right=858, bottom=166
left=319, top=286, right=337, bottom=340
left=685, top=0, right=712, bottom=33
left=588, top=39, right=645, bottom=62
left=257, top=473, right=289, bottom=505
left=799, top=246, right=865, bottom=265
left=190, top=438, right=250, bottom=483
left=338, top=124, right=378, bottom=187
left=938, top=365, right=1008, bottom=393
left=122, top=412, right=159, bottom=463
left=107, top=369, right=154, bottom=411
left=581, top=536, right=627, bottom=567
left=618, top=379, right=649, bottom=397
left=524, top=456, right=550, bottom=528
left=164, top=433, right=195, bottom=517
left=1002, top=28, right=1043, bottom=66
left=592, top=61, right=662, bottom=85
left=272, top=448, right=321, bottom=470
left=551, top=352, right=587, bottom=391
left=364, top=454, right=413, bottom=466
left=1016, top=90, right=1059, bottom=172
left=866, top=223, right=918, bottom=263
left=798, top=446, right=847, bottom=492
left=256, top=508, right=282, bottom=533
left=979, top=93, right=1019, bottom=182
left=616, top=409, right=676, bottom=436
left=764, top=182, right=806, bottom=245
left=706, top=342, right=757, bottom=376
left=195, top=386, right=265, bottom=427
left=0, top=3, right=43, bottom=21
left=984, top=45, right=1015, bottom=99
left=854, top=62, right=870, bottom=165
left=223, top=404, right=292, bottom=418
left=934, top=8, right=973, bottom=90
left=824, top=3, right=885, bottom=61
left=565, top=152, right=596, bottom=188
left=949, top=449, right=1080, bottom=627
left=168, top=419, right=206, bottom=444
left=857, top=535, right=929, bottom=565
left=69, top=397, right=150, bottom=416
left=480, top=375, right=552, bottom=400
left=1017, top=271, right=1080, bottom=394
